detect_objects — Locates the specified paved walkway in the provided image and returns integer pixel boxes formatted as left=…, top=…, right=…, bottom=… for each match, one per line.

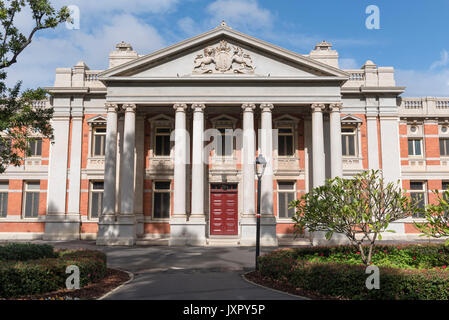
left=28, top=240, right=305, bottom=300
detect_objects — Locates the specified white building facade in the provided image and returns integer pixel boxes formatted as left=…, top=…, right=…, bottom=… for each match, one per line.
left=1, top=23, right=448, bottom=245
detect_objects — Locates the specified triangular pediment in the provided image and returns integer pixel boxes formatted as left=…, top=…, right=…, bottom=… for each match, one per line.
left=99, top=25, right=349, bottom=80
left=341, top=115, right=363, bottom=124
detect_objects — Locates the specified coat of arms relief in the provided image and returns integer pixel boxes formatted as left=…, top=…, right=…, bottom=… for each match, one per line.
left=193, top=40, right=255, bottom=74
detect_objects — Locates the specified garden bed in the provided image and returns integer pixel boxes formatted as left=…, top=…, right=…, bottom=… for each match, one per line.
left=256, top=244, right=449, bottom=300
left=0, top=243, right=127, bottom=299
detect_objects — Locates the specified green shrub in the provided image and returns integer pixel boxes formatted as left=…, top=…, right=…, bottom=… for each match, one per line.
left=258, top=244, right=449, bottom=300
left=0, top=249, right=107, bottom=298
left=0, top=243, right=56, bottom=261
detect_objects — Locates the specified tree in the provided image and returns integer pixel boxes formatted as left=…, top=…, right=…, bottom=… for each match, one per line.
left=292, top=170, right=422, bottom=265
left=414, top=190, right=449, bottom=245
left=0, top=0, right=69, bottom=173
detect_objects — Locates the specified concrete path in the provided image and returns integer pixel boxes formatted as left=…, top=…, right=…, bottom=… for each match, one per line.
left=26, top=240, right=306, bottom=300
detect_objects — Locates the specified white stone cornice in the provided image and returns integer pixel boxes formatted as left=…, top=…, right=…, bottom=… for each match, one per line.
left=311, top=103, right=325, bottom=112
left=260, top=103, right=274, bottom=112
left=173, top=103, right=188, bottom=112
left=242, top=103, right=256, bottom=112
left=191, top=103, right=206, bottom=112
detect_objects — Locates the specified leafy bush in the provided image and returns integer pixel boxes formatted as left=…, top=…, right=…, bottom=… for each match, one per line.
left=0, top=249, right=107, bottom=298
left=258, top=244, right=449, bottom=300
left=0, top=243, right=56, bottom=261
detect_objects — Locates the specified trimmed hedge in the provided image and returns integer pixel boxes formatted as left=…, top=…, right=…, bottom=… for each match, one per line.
left=0, top=243, right=56, bottom=261
left=0, top=249, right=107, bottom=298
left=258, top=244, right=449, bottom=300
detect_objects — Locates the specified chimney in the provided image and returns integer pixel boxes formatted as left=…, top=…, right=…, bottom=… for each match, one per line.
left=109, top=41, right=138, bottom=69
left=309, top=41, right=339, bottom=68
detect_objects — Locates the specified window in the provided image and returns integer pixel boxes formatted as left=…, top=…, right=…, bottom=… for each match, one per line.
left=408, top=139, right=422, bottom=156
left=153, top=181, right=170, bottom=219
left=155, top=128, right=171, bottom=156
left=278, top=182, right=296, bottom=218
left=0, top=181, right=8, bottom=217
left=89, top=181, right=104, bottom=219
left=29, top=139, right=42, bottom=157
left=216, top=128, right=233, bottom=157
left=278, top=128, right=294, bottom=156
left=92, top=127, right=106, bottom=156
left=23, top=182, right=40, bottom=218
left=440, top=138, right=449, bottom=156
left=341, top=127, right=357, bottom=156
left=410, top=181, right=426, bottom=217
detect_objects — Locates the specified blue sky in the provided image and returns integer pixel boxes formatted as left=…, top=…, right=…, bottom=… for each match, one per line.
left=6, top=0, right=449, bottom=96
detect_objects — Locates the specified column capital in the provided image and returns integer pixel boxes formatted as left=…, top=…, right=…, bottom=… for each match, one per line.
left=105, top=103, right=119, bottom=113
left=242, top=103, right=256, bottom=112
left=173, top=103, right=188, bottom=112
left=260, top=103, right=274, bottom=112
left=311, top=103, right=326, bottom=112
left=123, top=103, right=137, bottom=113
left=329, top=103, right=343, bottom=112
left=191, top=103, right=206, bottom=112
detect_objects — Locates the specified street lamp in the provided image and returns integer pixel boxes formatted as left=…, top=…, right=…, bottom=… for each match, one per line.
left=255, top=154, right=267, bottom=271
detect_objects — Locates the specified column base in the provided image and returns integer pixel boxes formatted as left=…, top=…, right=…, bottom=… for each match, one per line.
left=43, top=214, right=80, bottom=241
left=96, top=214, right=136, bottom=246
left=136, top=214, right=144, bottom=237
left=239, top=216, right=278, bottom=246
left=169, top=216, right=207, bottom=246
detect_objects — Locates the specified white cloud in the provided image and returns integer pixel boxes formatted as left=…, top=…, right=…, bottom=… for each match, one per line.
left=430, top=50, right=449, bottom=70
left=6, top=14, right=166, bottom=89
left=396, top=69, right=449, bottom=97
left=339, top=58, right=359, bottom=70
left=177, top=17, right=202, bottom=36
left=206, top=0, right=274, bottom=31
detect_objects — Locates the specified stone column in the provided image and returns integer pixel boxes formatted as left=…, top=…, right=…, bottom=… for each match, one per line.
left=329, top=103, right=343, bottom=178
left=102, top=104, right=119, bottom=217
left=258, top=103, right=278, bottom=246
left=172, top=103, right=188, bottom=217
left=191, top=103, right=205, bottom=218
left=97, top=103, right=119, bottom=245
left=120, top=104, right=136, bottom=215
left=311, top=104, right=326, bottom=187
left=260, top=103, right=274, bottom=216
left=242, top=103, right=256, bottom=217
left=44, top=97, right=73, bottom=240
left=134, top=115, right=145, bottom=236
left=366, top=116, right=380, bottom=170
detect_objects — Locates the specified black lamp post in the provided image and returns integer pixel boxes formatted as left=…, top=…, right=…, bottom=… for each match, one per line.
left=255, top=154, right=267, bottom=271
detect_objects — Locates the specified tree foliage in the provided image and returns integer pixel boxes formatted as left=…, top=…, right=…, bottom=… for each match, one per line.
left=414, top=190, right=449, bottom=245
left=0, top=0, right=69, bottom=173
left=292, top=170, right=422, bottom=265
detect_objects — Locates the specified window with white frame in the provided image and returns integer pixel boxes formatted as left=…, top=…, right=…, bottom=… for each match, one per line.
left=278, top=181, right=296, bottom=218
left=278, top=128, right=294, bottom=156
left=153, top=181, right=170, bottom=219
left=92, top=127, right=106, bottom=156
left=341, top=127, right=357, bottom=156
left=410, top=181, right=426, bottom=217
left=89, top=181, right=104, bottom=219
left=0, top=181, right=8, bottom=217
left=154, top=128, right=171, bottom=157
left=440, top=138, right=449, bottom=156
left=408, top=139, right=423, bottom=156
left=216, top=127, right=234, bottom=157
left=29, top=139, right=42, bottom=157
left=23, top=181, right=40, bottom=218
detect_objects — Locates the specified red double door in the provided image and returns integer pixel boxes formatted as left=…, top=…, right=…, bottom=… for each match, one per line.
left=210, top=184, right=238, bottom=235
